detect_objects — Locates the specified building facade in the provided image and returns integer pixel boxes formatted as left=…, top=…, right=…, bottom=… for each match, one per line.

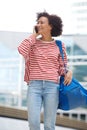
left=71, top=0, right=87, bottom=34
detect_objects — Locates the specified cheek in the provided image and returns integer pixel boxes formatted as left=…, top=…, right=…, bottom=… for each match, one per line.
left=44, top=26, right=51, bottom=32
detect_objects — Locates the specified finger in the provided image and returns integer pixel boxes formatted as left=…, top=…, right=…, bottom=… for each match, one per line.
left=64, top=79, right=72, bottom=86
left=64, top=78, right=70, bottom=85
left=64, top=79, right=68, bottom=85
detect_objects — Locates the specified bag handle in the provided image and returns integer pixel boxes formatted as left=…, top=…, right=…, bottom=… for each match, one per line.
left=56, top=40, right=67, bottom=72
left=56, top=40, right=64, bottom=60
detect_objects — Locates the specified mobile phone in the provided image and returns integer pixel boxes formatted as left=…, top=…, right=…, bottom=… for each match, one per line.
left=35, top=26, right=38, bottom=33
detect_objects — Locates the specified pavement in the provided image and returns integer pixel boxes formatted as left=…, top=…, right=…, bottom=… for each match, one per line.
left=0, top=117, right=77, bottom=130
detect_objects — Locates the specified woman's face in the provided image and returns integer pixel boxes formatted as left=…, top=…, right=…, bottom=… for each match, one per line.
left=36, top=16, right=52, bottom=35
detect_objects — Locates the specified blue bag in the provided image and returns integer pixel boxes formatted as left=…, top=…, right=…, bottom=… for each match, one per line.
left=56, top=40, right=87, bottom=110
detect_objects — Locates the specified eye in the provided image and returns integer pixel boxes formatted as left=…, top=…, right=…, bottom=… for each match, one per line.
left=41, top=21, right=44, bottom=24
left=37, top=21, right=44, bottom=25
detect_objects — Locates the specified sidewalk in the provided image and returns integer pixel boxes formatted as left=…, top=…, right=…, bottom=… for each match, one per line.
left=0, top=117, right=77, bottom=130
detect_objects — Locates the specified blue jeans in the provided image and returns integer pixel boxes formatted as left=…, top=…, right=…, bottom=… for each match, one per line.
left=27, top=80, right=59, bottom=130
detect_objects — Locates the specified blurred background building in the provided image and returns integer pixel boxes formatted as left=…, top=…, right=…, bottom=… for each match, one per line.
left=0, top=0, right=87, bottom=130
left=71, top=0, right=87, bottom=34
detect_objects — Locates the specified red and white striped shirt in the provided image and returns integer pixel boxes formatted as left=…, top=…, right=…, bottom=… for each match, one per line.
left=18, top=34, right=68, bottom=84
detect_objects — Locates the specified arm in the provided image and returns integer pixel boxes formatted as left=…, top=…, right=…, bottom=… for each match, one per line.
left=58, top=43, right=68, bottom=75
left=58, top=43, right=72, bottom=85
left=18, top=34, right=37, bottom=58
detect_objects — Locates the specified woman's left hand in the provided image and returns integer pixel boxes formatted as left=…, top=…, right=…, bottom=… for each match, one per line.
left=64, top=70, right=72, bottom=85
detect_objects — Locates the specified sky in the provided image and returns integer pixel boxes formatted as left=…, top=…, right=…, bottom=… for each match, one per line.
left=0, top=0, right=73, bottom=34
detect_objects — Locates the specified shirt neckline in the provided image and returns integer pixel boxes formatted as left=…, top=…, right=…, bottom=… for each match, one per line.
left=37, top=38, right=55, bottom=44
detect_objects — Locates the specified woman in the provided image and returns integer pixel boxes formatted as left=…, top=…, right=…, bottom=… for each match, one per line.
left=18, top=11, right=72, bottom=130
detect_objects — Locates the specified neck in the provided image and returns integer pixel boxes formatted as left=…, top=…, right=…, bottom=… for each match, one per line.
left=41, top=35, right=53, bottom=42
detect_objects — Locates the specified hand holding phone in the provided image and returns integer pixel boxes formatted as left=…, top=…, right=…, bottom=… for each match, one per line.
left=35, top=26, right=38, bottom=33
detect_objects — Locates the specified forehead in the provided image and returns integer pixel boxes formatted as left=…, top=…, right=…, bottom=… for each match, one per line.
left=38, top=16, right=49, bottom=22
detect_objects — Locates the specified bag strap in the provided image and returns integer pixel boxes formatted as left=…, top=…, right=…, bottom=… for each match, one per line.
left=56, top=40, right=67, bottom=71
left=56, top=40, right=64, bottom=60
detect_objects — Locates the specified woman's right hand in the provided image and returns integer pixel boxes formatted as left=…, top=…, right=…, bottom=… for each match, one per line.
left=35, top=26, right=38, bottom=33
left=33, top=26, right=39, bottom=36
left=33, top=26, right=41, bottom=38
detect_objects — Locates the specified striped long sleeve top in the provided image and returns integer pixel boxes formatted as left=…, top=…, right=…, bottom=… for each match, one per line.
left=18, top=34, right=68, bottom=84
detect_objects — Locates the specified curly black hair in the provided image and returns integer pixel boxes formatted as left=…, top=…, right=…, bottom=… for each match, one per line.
left=36, top=12, right=63, bottom=37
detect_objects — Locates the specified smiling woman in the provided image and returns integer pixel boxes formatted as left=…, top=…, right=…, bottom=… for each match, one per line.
left=18, top=11, right=72, bottom=130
